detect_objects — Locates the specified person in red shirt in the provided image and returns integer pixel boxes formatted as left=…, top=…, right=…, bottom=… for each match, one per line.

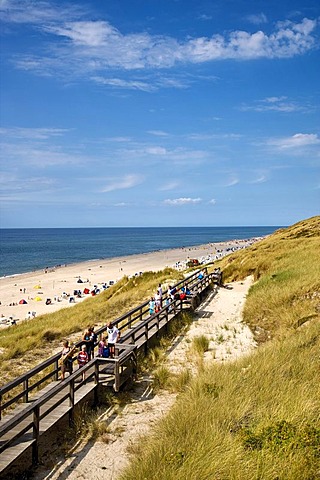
left=77, top=344, right=89, bottom=380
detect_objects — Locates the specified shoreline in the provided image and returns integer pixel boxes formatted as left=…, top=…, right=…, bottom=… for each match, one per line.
left=0, top=237, right=256, bottom=281
left=0, top=237, right=262, bottom=325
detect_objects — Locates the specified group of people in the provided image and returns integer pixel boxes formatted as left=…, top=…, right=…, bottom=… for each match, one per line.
left=148, top=282, right=193, bottom=316
left=60, top=321, right=121, bottom=381
left=60, top=274, right=206, bottom=381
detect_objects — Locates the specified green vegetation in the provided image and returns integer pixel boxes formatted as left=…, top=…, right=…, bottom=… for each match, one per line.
left=215, top=215, right=320, bottom=341
left=119, top=216, right=320, bottom=480
left=120, top=321, right=320, bottom=480
left=191, top=334, right=210, bottom=355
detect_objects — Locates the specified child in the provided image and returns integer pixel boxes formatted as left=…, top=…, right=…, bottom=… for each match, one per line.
left=149, top=297, right=155, bottom=315
left=77, top=344, right=89, bottom=380
left=98, top=336, right=109, bottom=358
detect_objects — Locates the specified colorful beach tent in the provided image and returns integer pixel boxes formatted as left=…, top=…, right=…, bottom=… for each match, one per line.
left=34, top=296, right=42, bottom=301
left=83, top=288, right=90, bottom=294
left=19, top=299, right=27, bottom=304
left=33, top=285, right=41, bottom=289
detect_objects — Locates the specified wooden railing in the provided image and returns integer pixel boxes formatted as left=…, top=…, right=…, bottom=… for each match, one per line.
left=0, top=342, right=137, bottom=465
left=0, top=267, right=221, bottom=419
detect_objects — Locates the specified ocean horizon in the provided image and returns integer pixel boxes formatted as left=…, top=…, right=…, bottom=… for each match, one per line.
left=0, top=226, right=282, bottom=278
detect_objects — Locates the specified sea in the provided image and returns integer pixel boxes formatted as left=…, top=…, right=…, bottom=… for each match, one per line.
left=0, top=226, right=282, bottom=278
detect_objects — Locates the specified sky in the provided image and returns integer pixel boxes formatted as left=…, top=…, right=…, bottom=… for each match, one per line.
left=0, top=0, right=319, bottom=228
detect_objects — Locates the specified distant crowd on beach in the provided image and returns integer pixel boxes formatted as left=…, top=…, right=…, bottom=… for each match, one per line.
left=173, top=238, right=260, bottom=270
left=0, top=237, right=263, bottom=327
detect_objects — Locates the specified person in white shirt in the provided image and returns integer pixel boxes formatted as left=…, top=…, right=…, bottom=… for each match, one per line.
left=106, top=321, right=120, bottom=358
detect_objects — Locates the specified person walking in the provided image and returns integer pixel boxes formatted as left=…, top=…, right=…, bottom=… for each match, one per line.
left=149, top=296, right=155, bottom=315
left=106, top=321, right=120, bottom=358
left=60, top=340, right=75, bottom=380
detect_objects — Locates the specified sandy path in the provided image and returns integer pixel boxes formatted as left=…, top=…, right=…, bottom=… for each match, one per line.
left=33, top=276, right=256, bottom=480
left=0, top=238, right=257, bottom=325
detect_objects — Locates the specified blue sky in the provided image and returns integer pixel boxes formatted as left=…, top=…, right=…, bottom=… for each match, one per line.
left=0, top=0, right=319, bottom=228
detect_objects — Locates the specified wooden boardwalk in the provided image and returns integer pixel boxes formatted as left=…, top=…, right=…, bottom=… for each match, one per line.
left=0, top=269, right=222, bottom=478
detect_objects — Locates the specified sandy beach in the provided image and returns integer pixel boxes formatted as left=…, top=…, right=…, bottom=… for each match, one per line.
left=0, top=237, right=260, bottom=326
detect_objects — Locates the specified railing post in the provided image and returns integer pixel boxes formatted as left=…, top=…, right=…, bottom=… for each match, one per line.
left=114, top=360, right=120, bottom=392
left=94, top=360, right=99, bottom=405
left=132, top=349, right=137, bottom=381
left=55, top=358, right=59, bottom=381
left=23, top=378, right=29, bottom=403
left=144, top=323, right=149, bottom=355
left=145, top=323, right=148, bottom=343
left=69, top=378, right=75, bottom=426
left=32, top=404, right=40, bottom=466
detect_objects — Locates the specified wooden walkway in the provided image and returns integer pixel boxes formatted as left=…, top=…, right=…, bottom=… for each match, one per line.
left=0, top=269, right=222, bottom=478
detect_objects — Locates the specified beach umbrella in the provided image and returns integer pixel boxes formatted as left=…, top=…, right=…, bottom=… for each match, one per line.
left=34, top=296, right=42, bottom=301
left=19, top=299, right=27, bottom=304
left=33, top=285, right=41, bottom=289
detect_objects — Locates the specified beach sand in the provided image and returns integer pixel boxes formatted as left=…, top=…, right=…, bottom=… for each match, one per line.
left=0, top=237, right=259, bottom=326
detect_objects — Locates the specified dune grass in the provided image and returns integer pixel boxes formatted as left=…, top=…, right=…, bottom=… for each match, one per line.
left=119, top=216, right=320, bottom=480
left=120, top=320, right=320, bottom=480
left=212, top=215, right=320, bottom=340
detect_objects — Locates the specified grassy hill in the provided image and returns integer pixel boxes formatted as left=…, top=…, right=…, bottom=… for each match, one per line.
left=120, top=216, right=320, bottom=480
left=216, top=215, right=320, bottom=341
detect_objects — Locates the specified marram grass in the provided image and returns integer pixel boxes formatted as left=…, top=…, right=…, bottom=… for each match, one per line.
left=119, top=217, right=320, bottom=480
left=120, top=321, right=320, bottom=480
left=213, top=215, right=320, bottom=340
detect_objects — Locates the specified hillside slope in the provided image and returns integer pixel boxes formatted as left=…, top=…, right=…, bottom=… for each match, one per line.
left=120, top=216, right=320, bottom=480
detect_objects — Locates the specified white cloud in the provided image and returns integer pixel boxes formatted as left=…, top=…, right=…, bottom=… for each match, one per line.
left=198, top=14, right=212, bottom=21
left=0, top=126, right=69, bottom=139
left=249, top=174, right=268, bottom=184
left=104, top=136, right=132, bottom=143
left=187, top=132, right=242, bottom=140
left=164, top=197, right=202, bottom=205
left=224, top=176, right=239, bottom=187
left=91, top=76, right=156, bottom=92
left=101, top=174, right=144, bottom=192
left=147, top=130, right=169, bottom=137
left=45, top=21, right=115, bottom=47
left=145, top=146, right=167, bottom=155
left=240, top=96, right=310, bottom=113
left=247, top=13, right=268, bottom=25
left=4, top=11, right=318, bottom=83
left=0, top=0, right=84, bottom=24
left=268, top=133, right=320, bottom=149
left=1, top=141, right=84, bottom=167
left=158, top=181, right=179, bottom=191
left=209, top=198, right=216, bottom=205
left=113, top=202, right=131, bottom=207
